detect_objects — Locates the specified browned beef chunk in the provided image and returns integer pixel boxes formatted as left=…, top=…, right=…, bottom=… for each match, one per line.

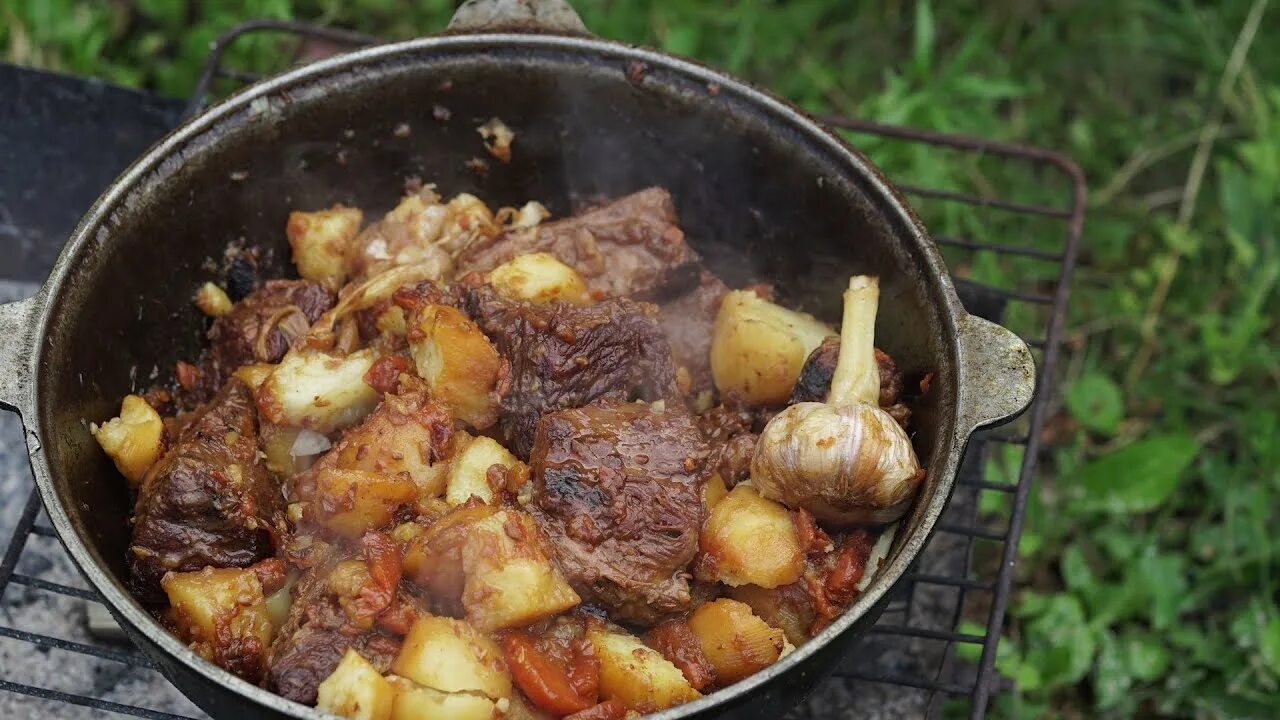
left=461, top=285, right=678, bottom=458
left=267, top=559, right=403, bottom=705
left=455, top=187, right=698, bottom=299
left=190, top=280, right=333, bottom=402
left=696, top=405, right=759, bottom=486
left=788, top=339, right=911, bottom=428
left=129, top=379, right=282, bottom=604
left=658, top=271, right=727, bottom=399
left=529, top=401, right=708, bottom=625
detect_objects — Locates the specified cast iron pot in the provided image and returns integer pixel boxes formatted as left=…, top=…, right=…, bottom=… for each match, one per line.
left=0, top=1, right=1035, bottom=717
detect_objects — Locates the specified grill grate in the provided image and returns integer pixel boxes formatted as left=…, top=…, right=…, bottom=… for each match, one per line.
left=0, top=19, right=1083, bottom=720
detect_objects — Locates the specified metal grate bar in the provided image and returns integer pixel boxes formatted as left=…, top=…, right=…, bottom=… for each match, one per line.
left=29, top=525, right=58, bottom=538
left=902, top=573, right=996, bottom=592
left=0, top=625, right=155, bottom=668
left=833, top=669, right=974, bottom=696
left=0, top=680, right=192, bottom=720
left=866, top=625, right=986, bottom=644
left=934, top=235, right=1065, bottom=260
left=10, top=574, right=103, bottom=602
left=936, top=523, right=1007, bottom=542
left=0, top=490, right=41, bottom=594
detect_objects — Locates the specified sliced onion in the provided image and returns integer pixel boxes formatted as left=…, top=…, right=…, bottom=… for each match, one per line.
left=290, top=428, right=332, bottom=458
left=855, top=522, right=898, bottom=593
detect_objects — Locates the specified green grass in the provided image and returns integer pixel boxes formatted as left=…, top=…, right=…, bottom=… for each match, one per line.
left=6, top=1, right=1279, bottom=717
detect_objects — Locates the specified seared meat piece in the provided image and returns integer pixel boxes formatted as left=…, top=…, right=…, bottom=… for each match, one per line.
left=455, top=187, right=698, bottom=299
left=658, top=271, right=727, bottom=400
left=529, top=401, right=709, bottom=625
left=461, top=284, right=678, bottom=458
left=788, top=339, right=911, bottom=427
left=197, top=280, right=334, bottom=400
left=696, top=405, right=758, bottom=486
left=267, top=558, right=403, bottom=705
left=129, top=379, right=282, bottom=604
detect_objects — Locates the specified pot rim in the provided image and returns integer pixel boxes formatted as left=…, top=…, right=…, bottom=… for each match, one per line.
left=29, top=32, right=969, bottom=719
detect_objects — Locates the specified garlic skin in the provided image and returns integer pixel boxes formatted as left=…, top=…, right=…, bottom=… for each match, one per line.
left=749, top=275, right=924, bottom=525
left=751, top=401, right=922, bottom=524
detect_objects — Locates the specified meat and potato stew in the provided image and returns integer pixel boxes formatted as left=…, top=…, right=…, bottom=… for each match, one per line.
left=93, top=184, right=925, bottom=719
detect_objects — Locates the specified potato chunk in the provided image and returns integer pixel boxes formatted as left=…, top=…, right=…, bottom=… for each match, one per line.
left=589, top=627, right=700, bottom=712
left=698, top=484, right=803, bottom=588
left=446, top=435, right=523, bottom=506
left=408, top=304, right=504, bottom=430
left=257, top=348, right=380, bottom=432
left=161, top=567, right=274, bottom=680
left=402, top=507, right=579, bottom=631
left=286, top=205, right=363, bottom=290
left=388, top=677, right=500, bottom=720
left=91, top=394, right=165, bottom=488
left=489, top=252, right=591, bottom=305
left=232, top=362, right=277, bottom=391
left=710, top=290, right=834, bottom=405
left=687, top=599, right=785, bottom=684
left=461, top=511, right=580, bottom=631
left=317, top=649, right=395, bottom=720
left=195, top=282, right=233, bottom=317
left=391, top=616, right=511, bottom=699
left=403, top=504, right=497, bottom=602
left=702, top=472, right=729, bottom=511
left=333, top=392, right=455, bottom=498
left=312, top=468, right=417, bottom=538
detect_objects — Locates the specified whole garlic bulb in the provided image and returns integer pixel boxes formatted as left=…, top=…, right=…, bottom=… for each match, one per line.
left=750, top=275, right=924, bottom=525
left=751, top=401, right=922, bottom=524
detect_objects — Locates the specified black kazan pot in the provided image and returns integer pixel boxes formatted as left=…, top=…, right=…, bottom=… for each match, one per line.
left=0, top=1, right=1035, bottom=717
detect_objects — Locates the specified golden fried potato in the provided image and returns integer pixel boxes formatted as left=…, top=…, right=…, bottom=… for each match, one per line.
left=589, top=627, right=700, bottom=712
left=195, top=282, right=233, bottom=317
left=698, top=484, right=803, bottom=588
left=387, top=677, right=499, bottom=720
left=710, top=290, right=834, bottom=405
left=460, top=510, right=580, bottom=631
left=316, top=649, right=395, bottom=720
left=287, top=205, right=363, bottom=290
left=162, top=567, right=274, bottom=677
left=333, top=392, right=454, bottom=498
left=401, top=506, right=578, bottom=631
left=311, top=468, right=417, bottom=538
left=687, top=598, right=786, bottom=684
left=91, top=394, right=165, bottom=488
left=257, top=348, right=380, bottom=433
left=391, top=616, right=511, bottom=699
left=408, top=304, right=504, bottom=430
left=488, top=252, right=591, bottom=305
left=445, top=435, right=523, bottom=506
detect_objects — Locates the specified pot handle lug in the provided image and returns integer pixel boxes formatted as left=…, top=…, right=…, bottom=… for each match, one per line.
left=0, top=293, right=41, bottom=415
left=956, top=314, right=1036, bottom=432
left=448, top=0, right=590, bottom=35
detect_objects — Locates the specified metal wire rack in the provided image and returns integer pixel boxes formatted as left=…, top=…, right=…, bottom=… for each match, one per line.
left=0, top=19, right=1084, bottom=720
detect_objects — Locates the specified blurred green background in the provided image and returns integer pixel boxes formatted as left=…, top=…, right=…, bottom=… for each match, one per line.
left=4, top=1, right=1278, bottom=717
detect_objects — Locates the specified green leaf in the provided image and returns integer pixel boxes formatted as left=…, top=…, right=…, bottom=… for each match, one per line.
left=1076, top=434, right=1199, bottom=513
left=1023, top=594, right=1096, bottom=688
left=1059, top=545, right=1093, bottom=595
left=1124, top=633, right=1171, bottom=681
left=1261, top=618, right=1280, bottom=676
left=912, top=0, right=935, bottom=73
left=1138, top=551, right=1188, bottom=630
left=1093, top=630, right=1132, bottom=710
left=661, top=24, right=701, bottom=56
left=1065, top=372, right=1124, bottom=434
